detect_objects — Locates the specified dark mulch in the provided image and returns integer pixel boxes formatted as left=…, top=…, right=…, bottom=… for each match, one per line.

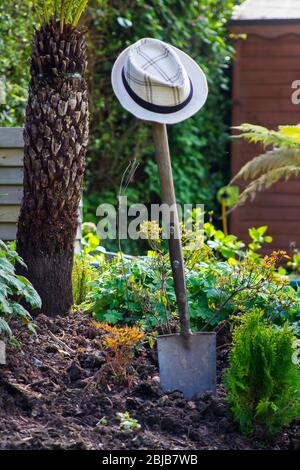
left=0, top=312, right=299, bottom=450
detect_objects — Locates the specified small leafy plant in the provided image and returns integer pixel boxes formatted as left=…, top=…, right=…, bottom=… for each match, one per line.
left=94, top=322, right=144, bottom=383
left=72, top=222, right=105, bottom=307
left=203, top=222, right=272, bottom=263
left=224, top=308, right=300, bottom=436
left=81, top=222, right=105, bottom=262
left=287, top=248, right=300, bottom=278
left=117, top=411, right=141, bottom=430
left=248, top=226, right=273, bottom=252
left=0, top=240, right=41, bottom=338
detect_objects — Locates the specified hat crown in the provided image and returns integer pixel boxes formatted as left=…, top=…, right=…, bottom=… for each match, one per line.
left=124, top=38, right=191, bottom=107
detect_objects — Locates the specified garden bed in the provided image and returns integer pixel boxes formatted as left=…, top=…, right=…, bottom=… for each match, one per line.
left=0, top=312, right=299, bottom=450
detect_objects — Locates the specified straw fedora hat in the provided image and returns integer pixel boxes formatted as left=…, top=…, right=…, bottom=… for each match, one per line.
left=111, top=38, right=208, bottom=124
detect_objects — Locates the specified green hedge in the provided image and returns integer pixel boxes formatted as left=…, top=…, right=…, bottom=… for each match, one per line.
left=0, top=0, right=240, bottom=252
left=84, top=1, right=237, bottom=221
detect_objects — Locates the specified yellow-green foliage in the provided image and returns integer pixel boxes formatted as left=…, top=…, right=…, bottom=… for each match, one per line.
left=32, top=0, right=88, bottom=27
left=231, top=124, right=300, bottom=207
left=224, top=309, right=300, bottom=436
left=72, top=255, right=97, bottom=306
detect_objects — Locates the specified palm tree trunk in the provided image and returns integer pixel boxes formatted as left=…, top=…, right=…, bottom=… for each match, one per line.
left=17, top=21, right=89, bottom=316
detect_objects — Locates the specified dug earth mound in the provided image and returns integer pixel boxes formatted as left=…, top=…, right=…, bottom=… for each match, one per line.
left=0, top=312, right=299, bottom=450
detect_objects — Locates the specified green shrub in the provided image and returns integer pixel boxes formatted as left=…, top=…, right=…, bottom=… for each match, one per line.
left=224, top=309, right=300, bottom=436
left=88, top=220, right=300, bottom=333
left=89, top=249, right=300, bottom=333
left=90, top=256, right=176, bottom=329
left=0, top=2, right=35, bottom=126
left=0, top=240, right=41, bottom=338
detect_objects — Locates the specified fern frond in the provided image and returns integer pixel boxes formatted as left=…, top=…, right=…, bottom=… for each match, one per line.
left=233, top=124, right=276, bottom=147
left=231, top=148, right=300, bottom=183
left=72, top=0, right=89, bottom=26
left=32, top=0, right=89, bottom=27
left=32, top=0, right=52, bottom=23
left=64, top=0, right=74, bottom=22
left=278, top=125, right=300, bottom=144
left=233, top=123, right=300, bottom=149
left=54, top=0, right=60, bottom=16
left=234, top=166, right=300, bottom=207
left=231, top=123, right=300, bottom=209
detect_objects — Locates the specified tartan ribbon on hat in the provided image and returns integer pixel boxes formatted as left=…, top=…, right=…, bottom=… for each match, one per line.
left=122, top=38, right=193, bottom=113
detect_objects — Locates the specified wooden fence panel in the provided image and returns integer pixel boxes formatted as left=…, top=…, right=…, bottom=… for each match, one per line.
left=0, top=127, right=82, bottom=246
left=230, top=30, right=300, bottom=255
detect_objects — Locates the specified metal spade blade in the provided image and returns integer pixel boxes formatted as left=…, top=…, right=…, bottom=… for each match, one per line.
left=157, top=332, right=216, bottom=399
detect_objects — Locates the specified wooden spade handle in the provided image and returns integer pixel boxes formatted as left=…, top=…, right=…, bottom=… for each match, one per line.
left=152, top=122, right=190, bottom=338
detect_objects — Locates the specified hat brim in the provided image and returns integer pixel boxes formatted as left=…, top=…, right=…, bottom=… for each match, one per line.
left=111, top=44, right=208, bottom=125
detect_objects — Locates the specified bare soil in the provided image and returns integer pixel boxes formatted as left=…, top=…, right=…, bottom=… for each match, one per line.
left=0, top=312, right=299, bottom=450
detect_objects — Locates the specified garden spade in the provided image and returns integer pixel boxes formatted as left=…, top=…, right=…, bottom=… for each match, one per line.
left=153, top=122, right=216, bottom=400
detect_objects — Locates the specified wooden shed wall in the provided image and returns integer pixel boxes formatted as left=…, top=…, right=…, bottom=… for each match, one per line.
left=0, top=127, right=82, bottom=244
left=230, top=30, right=300, bottom=254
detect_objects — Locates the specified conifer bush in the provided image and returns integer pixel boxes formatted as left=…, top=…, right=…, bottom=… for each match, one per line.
left=224, top=309, right=300, bottom=436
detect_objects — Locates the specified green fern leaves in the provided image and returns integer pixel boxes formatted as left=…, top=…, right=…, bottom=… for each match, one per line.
left=32, top=0, right=89, bottom=27
left=231, top=124, right=300, bottom=207
left=234, top=123, right=300, bottom=148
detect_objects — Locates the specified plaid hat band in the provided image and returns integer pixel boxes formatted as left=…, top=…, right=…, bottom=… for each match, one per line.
left=123, top=38, right=192, bottom=109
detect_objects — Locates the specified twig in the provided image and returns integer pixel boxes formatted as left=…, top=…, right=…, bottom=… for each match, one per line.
left=117, top=160, right=139, bottom=312
left=216, top=343, right=231, bottom=350
left=48, top=331, right=75, bottom=354
left=80, top=363, right=111, bottom=400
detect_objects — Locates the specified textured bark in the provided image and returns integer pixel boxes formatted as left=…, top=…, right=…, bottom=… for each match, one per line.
left=17, top=21, right=89, bottom=316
